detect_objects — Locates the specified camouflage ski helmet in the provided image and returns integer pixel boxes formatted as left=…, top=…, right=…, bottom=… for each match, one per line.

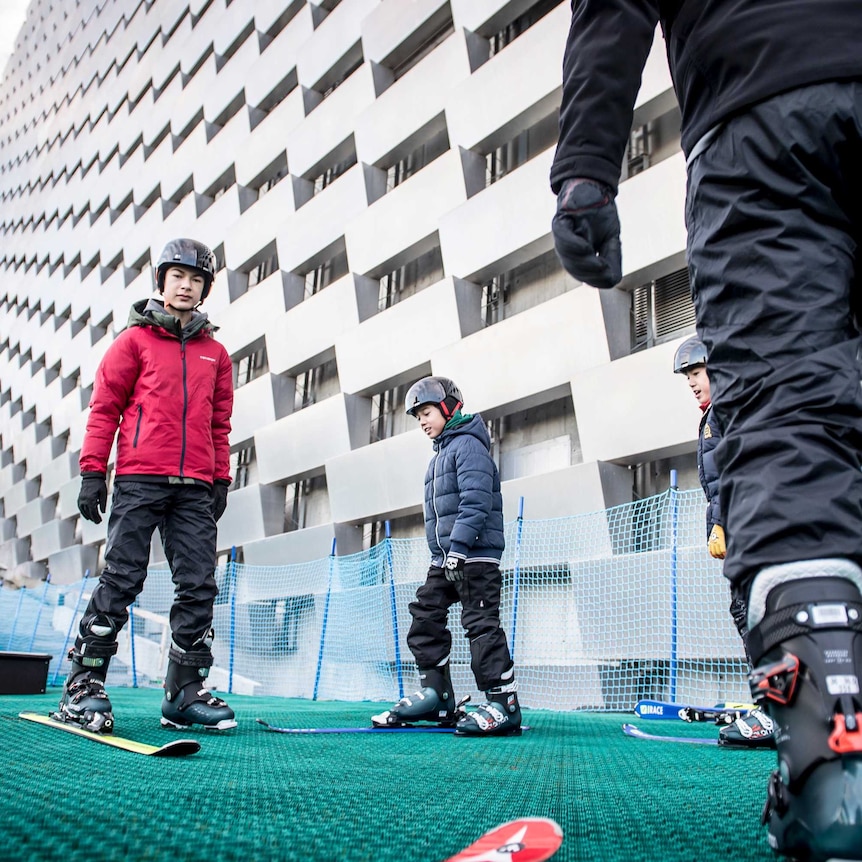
left=155, top=238, right=217, bottom=300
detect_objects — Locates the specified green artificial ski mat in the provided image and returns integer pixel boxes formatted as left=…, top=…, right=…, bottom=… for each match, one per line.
left=1, top=688, right=776, bottom=861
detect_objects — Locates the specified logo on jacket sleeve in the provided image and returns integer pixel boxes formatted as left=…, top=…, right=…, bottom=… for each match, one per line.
left=703, top=423, right=712, bottom=439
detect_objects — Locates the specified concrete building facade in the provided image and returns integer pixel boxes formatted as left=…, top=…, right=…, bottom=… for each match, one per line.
left=0, top=0, right=702, bottom=586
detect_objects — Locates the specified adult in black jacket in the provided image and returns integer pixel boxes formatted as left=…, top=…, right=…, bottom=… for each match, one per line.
left=551, top=3, right=862, bottom=859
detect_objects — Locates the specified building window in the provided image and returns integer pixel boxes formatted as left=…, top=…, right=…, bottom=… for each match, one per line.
left=481, top=274, right=510, bottom=326
left=304, top=250, right=349, bottom=298
left=631, top=267, right=696, bottom=352
left=257, top=169, right=287, bottom=199
left=285, top=478, right=310, bottom=531
left=230, top=444, right=255, bottom=489
left=248, top=253, right=277, bottom=288
left=378, top=247, right=444, bottom=311
left=485, top=112, right=558, bottom=187
left=284, top=474, right=328, bottom=532
left=294, top=358, right=339, bottom=410
left=312, top=152, right=357, bottom=195
left=235, top=345, right=269, bottom=387
left=481, top=249, right=567, bottom=325
left=621, top=109, right=682, bottom=181
left=494, top=399, right=581, bottom=481
left=370, top=383, right=409, bottom=444
left=385, top=127, right=449, bottom=192
left=626, top=122, right=653, bottom=178
left=390, top=19, right=454, bottom=80
left=316, top=55, right=363, bottom=105
left=362, top=520, right=385, bottom=551
left=489, top=0, right=563, bottom=56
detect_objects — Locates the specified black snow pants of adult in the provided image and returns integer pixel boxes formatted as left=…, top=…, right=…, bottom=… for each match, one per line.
left=686, top=81, right=862, bottom=594
left=407, top=561, right=514, bottom=691
left=80, top=481, right=219, bottom=651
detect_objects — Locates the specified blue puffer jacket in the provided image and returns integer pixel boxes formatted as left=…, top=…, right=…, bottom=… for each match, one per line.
left=423, top=414, right=505, bottom=566
left=698, top=405, right=723, bottom=538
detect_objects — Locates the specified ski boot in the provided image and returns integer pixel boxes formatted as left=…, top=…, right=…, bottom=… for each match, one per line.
left=54, top=652, right=115, bottom=733
left=371, top=664, right=459, bottom=727
left=53, top=613, right=118, bottom=734
left=160, top=636, right=236, bottom=731
left=717, top=707, right=777, bottom=748
left=455, top=684, right=522, bottom=737
left=747, top=559, right=862, bottom=861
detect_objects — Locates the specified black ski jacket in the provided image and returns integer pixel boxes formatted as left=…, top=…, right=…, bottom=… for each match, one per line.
left=551, top=0, right=862, bottom=193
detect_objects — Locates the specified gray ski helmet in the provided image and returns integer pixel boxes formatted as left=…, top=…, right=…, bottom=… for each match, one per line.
left=673, top=336, right=708, bottom=374
left=405, top=376, right=463, bottom=419
left=155, top=238, right=217, bottom=300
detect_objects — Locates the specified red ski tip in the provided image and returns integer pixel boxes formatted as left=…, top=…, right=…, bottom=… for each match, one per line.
left=443, top=816, right=563, bottom=862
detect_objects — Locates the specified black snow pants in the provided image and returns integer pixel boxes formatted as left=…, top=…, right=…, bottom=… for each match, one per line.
left=407, top=561, right=514, bottom=691
left=686, top=81, right=862, bottom=594
left=80, top=481, right=219, bottom=650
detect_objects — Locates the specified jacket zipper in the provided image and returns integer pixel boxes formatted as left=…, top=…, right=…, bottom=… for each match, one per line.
left=431, top=446, right=442, bottom=559
left=179, top=340, right=188, bottom=477
left=132, top=405, right=143, bottom=447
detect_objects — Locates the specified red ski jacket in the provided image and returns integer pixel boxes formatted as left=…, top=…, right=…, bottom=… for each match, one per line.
left=79, top=300, right=233, bottom=485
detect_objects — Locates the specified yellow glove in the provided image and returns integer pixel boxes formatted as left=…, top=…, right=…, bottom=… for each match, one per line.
left=708, top=525, right=726, bottom=559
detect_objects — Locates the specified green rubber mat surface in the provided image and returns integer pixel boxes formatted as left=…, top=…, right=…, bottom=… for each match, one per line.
left=2, top=688, right=777, bottom=861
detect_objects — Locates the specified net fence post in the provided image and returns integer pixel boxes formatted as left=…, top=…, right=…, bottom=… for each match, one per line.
left=52, top=570, right=90, bottom=686
left=669, top=470, right=679, bottom=703
left=27, top=572, right=51, bottom=652
left=510, top=497, right=525, bottom=662
left=8, top=586, right=26, bottom=649
left=384, top=521, right=404, bottom=698
left=129, top=601, right=138, bottom=688
left=313, top=538, right=337, bottom=701
left=228, top=546, right=237, bottom=696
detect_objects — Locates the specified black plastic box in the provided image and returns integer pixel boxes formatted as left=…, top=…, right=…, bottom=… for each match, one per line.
left=0, top=652, right=52, bottom=694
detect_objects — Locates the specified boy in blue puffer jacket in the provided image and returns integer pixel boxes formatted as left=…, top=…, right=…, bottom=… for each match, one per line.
left=371, top=376, right=520, bottom=736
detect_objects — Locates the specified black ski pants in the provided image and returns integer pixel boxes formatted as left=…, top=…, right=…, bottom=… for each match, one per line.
left=80, top=481, right=219, bottom=651
left=687, top=81, right=862, bottom=593
left=407, top=561, right=514, bottom=691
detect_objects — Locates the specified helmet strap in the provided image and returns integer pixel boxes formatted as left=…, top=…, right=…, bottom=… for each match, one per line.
left=439, top=398, right=462, bottom=419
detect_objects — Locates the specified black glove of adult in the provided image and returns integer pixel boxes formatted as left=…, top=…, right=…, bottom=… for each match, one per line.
left=443, top=554, right=465, bottom=583
left=78, top=472, right=108, bottom=524
left=213, top=480, right=230, bottom=522
left=552, top=178, right=622, bottom=289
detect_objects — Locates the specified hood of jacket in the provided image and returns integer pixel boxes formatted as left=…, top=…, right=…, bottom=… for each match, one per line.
left=433, top=413, right=491, bottom=452
left=127, top=298, right=217, bottom=340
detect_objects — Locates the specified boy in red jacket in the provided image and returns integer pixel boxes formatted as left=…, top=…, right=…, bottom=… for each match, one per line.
left=59, top=238, right=236, bottom=732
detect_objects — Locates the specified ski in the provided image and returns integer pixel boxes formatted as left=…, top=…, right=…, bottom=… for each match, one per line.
left=622, top=722, right=765, bottom=750
left=19, top=712, right=200, bottom=757
left=443, top=817, right=563, bottom=862
left=634, top=699, right=754, bottom=722
left=256, top=718, right=531, bottom=735
left=257, top=718, right=457, bottom=734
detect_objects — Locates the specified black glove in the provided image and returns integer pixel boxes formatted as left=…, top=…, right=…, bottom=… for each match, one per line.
left=552, top=178, right=622, bottom=289
left=213, top=480, right=230, bottom=522
left=77, top=472, right=108, bottom=524
left=443, top=554, right=465, bottom=583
